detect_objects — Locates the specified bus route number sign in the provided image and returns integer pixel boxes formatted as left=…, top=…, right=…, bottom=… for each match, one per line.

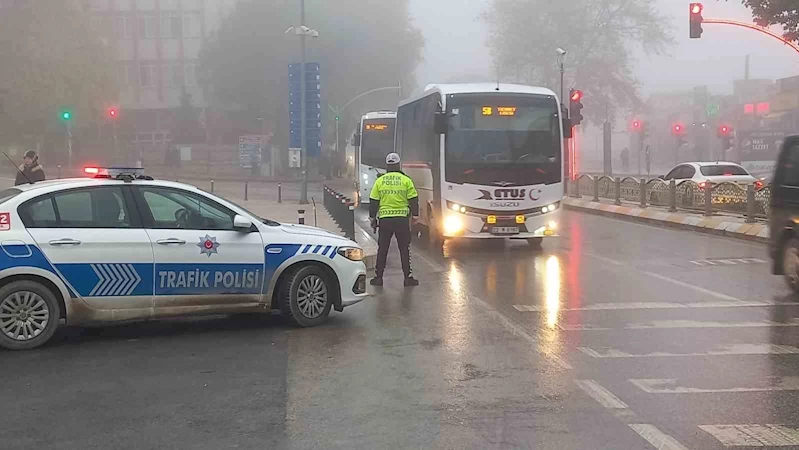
left=482, top=107, right=493, bottom=116
left=365, top=124, right=388, bottom=131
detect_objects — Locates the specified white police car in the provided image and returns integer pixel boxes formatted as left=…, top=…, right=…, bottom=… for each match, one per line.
left=0, top=168, right=368, bottom=350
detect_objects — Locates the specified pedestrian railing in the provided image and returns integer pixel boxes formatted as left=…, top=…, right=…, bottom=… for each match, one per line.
left=323, top=185, right=356, bottom=240
left=569, top=174, right=770, bottom=222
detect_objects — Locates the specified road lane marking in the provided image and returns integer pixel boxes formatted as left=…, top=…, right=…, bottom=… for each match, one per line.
left=690, top=258, right=766, bottom=267
left=579, top=344, right=799, bottom=358
left=559, top=319, right=799, bottom=331
left=630, top=377, right=799, bottom=394
left=513, top=300, right=796, bottom=312
left=575, top=380, right=628, bottom=409
left=575, top=381, right=692, bottom=449
left=700, top=424, right=799, bottom=446
left=629, top=424, right=691, bottom=450
left=586, top=252, right=742, bottom=302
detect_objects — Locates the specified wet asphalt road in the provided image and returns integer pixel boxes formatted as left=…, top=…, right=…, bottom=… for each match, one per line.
left=2, top=202, right=796, bottom=449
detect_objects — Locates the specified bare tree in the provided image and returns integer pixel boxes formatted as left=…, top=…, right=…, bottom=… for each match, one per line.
left=483, top=0, right=672, bottom=124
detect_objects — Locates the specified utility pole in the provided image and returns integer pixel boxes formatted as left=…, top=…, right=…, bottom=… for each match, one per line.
left=67, top=121, right=72, bottom=169
left=299, top=0, right=309, bottom=204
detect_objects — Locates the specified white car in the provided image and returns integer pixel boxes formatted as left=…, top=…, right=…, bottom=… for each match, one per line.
left=0, top=168, right=368, bottom=350
left=661, top=161, right=761, bottom=188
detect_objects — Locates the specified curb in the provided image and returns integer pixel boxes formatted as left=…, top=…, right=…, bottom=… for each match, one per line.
left=564, top=197, right=769, bottom=244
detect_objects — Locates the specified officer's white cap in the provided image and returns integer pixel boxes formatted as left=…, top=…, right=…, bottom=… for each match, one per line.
left=386, top=153, right=401, bottom=165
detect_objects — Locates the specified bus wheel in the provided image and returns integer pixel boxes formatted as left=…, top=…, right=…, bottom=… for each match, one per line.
left=527, top=238, right=543, bottom=249
left=427, top=219, right=443, bottom=250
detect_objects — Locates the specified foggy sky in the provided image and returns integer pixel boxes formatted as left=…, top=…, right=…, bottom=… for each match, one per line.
left=411, top=0, right=799, bottom=95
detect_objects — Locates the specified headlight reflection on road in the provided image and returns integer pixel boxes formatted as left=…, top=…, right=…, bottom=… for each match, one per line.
left=448, top=261, right=462, bottom=294
left=545, top=255, right=561, bottom=329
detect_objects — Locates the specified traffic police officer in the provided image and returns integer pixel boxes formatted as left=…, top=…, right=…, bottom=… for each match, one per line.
left=369, top=152, right=419, bottom=287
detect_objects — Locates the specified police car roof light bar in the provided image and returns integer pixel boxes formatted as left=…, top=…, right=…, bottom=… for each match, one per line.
left=84, top=166, right=150, bottom=182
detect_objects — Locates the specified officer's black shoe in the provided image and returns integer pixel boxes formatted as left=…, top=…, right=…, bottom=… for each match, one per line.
left=370, top=277, right=384, bottom=286
left=404, top=277, right=419, bottom=287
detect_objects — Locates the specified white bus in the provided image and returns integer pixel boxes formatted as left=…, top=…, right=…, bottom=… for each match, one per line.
left=353, top=111, right=397, bottom=204
left=396, top=83, right=569, bottom=247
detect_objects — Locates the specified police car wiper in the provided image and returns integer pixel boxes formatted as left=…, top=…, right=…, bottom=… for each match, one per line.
left=4, top=153, right=32, bottom=184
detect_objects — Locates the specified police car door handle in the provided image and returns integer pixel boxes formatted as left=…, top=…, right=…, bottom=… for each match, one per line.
left=156, top=238, right=186, bottom=245
left=49, top=238, right=81, bottom=246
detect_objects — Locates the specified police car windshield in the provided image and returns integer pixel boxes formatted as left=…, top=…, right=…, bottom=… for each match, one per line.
left=0, top=188, right=21, bottom=205
left=231, top=202, right=281, bottom=226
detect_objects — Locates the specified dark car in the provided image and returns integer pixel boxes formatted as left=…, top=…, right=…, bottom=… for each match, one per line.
left=769, top=135, right=799, bottom=292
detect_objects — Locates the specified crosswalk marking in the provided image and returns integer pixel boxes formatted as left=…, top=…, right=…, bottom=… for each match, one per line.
left=559, top=319, right=799, bottom=331
left=690, top=258, right=766, bottom=267
left=575, top=380, right=628, bottom=409
left=579, top=344, right=799, bottom=358
left=630, top=376, right=799, bottom=394
left=700, top=424, right=799, bottom=446
left=513, top=300, right=796, bottom=312
left=629, top=424, right=691, bottom=450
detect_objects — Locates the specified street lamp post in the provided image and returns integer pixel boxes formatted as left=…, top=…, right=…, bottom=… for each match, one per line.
left=556, top=48, right=567, bottom=105
left=286, top=1, right=319, bottom=204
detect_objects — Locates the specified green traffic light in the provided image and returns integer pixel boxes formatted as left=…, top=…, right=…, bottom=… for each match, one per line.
left=61, top=111, right=71, bottom=120
left=335, top=116, right=340, bottom=121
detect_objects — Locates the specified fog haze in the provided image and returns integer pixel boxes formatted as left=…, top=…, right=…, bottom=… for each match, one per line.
left=412, top=0, right=798, bottom=95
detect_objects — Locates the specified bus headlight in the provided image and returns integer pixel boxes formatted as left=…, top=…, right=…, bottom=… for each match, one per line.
left=451, top=203, right=461, bottom=212
left=443, top=216, right=463, bottom=235
left=541, top=203, right=559, bottom=213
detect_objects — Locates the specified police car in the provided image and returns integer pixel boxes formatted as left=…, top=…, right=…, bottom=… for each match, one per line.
left=0, top=168, right=368, bottom=350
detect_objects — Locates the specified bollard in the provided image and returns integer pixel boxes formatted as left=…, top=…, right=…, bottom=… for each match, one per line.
left=592, top=177, right=599, bottom=202
left=345, top=202, right=355, bottom=240
left=278, top=183, right=282, bottom=203
left=57, top=165, right=62, bottom=179
left=210, top=179, right=214, bottom=193
left=746, top=184, right=756, bottom=223
left=614, top=177, right=622, bottom=205
left=704, top=182, right=713, bottom=217
left=297, top=209, right=305, bottom=225
left=312, top=197, right=317, bottom=227
left=573, top=178, right=581, bottom=198
left=639, top=178, right=647, bottom=208
left=244, top=180, right=248, bottom=201
left=669, top=179, right=677, bottom=212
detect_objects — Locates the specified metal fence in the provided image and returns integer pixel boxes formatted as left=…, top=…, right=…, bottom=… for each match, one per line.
left=323, top=185, right=356, bottom=240
left=570, top=174, right=770, bottom=222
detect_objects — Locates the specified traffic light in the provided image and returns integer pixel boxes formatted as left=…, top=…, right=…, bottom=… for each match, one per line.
left=717, top=124, right=734, bottom=150
left=672, top=123, right=686, bottom=136
left=335, top=115, right=339, bottom=122
left=60, top=110, right=72, bottom=121
left=632, top=119, right=641, bottom=131
left=108, top=107, right=118, bottom=118
left=689, top=3, right=703, bottom=39
left=569, top=89, right=584, bottom=126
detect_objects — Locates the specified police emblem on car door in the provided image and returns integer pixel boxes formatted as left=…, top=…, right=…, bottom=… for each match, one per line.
left=134, top=186, right=265, bottom=309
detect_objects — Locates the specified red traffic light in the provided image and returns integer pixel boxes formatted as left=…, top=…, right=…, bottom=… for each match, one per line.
left=108, top=108, right=118, bottom=118
left=672, top=123, right=686, bottom=135
left=570, top=90, right=583, bottom=102
left=690, top=3, right=702, bottom=15
left=632, top=120, right=641, bottom=129
left=717, top=124, right=734, bottom=137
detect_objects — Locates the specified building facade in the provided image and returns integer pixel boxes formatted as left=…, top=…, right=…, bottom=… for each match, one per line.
left=87, top=0, right=235, bottom=145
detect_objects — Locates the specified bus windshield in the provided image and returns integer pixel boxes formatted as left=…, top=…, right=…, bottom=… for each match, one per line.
left=360, top=118, right=396, bottom=168
left=445, top=93, right=561, bottom=185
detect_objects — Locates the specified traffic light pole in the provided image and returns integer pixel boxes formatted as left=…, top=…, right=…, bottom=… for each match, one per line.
left=66, top=120, right=72, bottom=169
left=299, top=0, right=309, bottom=205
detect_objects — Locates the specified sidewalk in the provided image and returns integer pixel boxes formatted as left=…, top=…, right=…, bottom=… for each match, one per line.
left=565, top=197, right=769, bottom=244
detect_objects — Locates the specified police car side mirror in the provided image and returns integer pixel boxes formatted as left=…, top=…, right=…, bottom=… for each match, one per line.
left=434, top=112, right=448, bottom=135
left=233, top=215, right=254, bottom=231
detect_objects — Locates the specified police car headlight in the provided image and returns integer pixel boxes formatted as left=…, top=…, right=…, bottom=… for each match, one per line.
left=337, top=247, right=364, bottom=261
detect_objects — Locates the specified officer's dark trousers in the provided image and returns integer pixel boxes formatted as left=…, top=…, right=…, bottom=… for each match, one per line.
left=375, top=217, right=412, bottom=278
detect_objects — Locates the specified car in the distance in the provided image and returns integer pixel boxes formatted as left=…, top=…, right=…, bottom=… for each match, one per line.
left=660, top=161, right=761, bottom=189
left=0, top=168, right=368, bottom=350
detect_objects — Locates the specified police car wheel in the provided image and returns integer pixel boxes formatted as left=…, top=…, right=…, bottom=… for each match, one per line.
left=0, top=281, right=60, bottom=351
left=280, top=265, right=333, bottom=327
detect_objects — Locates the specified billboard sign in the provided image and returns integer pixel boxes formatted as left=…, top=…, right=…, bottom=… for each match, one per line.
left=739, top=129, right=789, bottom=178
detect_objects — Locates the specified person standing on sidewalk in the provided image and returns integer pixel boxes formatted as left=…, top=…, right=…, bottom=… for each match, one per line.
left=15, top=150, right=45, bottom=185
left=369, top=152, right=419, bottom=287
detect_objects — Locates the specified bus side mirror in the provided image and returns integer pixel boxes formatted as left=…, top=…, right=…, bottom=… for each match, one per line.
left=562, top=118, right=572, bottom=138
left=434, top=112, right=448, bottom=135
left=352, top=133, right=361, bottom=147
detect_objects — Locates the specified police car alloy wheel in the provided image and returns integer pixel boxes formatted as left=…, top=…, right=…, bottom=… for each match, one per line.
left=280, top=265, right=333, bottom=327
left=0, top=280, right=61, bottom=350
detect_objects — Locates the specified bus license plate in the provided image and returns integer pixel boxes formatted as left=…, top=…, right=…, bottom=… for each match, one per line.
left=491, top=226, right=519, bottom=235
